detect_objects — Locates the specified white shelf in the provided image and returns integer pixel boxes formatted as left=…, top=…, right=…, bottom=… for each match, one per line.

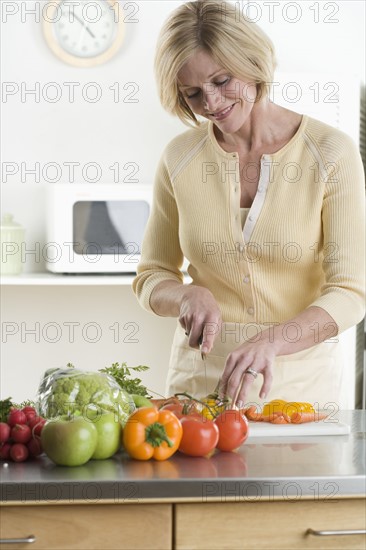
left=0, top=273, right=136, bottom=286
left=1, top=272, right=192, bottom=286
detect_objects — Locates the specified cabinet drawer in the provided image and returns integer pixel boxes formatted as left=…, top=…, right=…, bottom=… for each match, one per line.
left=0, top=504, right=172, bottom=550
left=175, top=499, right=366, bottom=550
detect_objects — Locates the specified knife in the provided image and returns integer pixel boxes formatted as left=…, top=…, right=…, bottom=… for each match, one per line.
left=198, top=332, right=207, bottom=360
left=198, top=333, right=208, bottom=395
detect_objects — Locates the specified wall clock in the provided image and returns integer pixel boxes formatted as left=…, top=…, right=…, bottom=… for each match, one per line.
left=42, top=0, right=125, bottom=67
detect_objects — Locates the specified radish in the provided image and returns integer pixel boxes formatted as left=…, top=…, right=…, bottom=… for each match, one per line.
left=11, top=424, right=32, bottom=444
left=0, top=422, right=11, bottom=443
left=10, top=443, right=29, bottom=462
left=7, top=409, right=27, bottom=427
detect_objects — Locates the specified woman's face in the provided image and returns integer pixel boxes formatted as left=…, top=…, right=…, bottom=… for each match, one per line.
left=177, top=49, right=257, bottom=133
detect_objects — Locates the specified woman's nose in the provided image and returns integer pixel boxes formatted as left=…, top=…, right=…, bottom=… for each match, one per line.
left=202, top=84, right=222, bottom=112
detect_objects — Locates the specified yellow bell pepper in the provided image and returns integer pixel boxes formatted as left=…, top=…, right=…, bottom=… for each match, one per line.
left=262, top=399, right=314, bottom=417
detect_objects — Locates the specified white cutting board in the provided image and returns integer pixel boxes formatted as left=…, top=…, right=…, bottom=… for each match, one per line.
left=247, top=419, right=350, bottom=437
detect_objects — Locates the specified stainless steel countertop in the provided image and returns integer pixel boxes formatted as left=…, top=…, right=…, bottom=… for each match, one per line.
left=1, top=411, right=365, bottom=503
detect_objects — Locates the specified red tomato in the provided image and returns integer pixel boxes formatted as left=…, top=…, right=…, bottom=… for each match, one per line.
left=161, top=402, right=200, bottom=419
left=160, top=403, right=184, bottom=417
left=214, top=409, right=249, bottom=452
left=179, top=416, right=219, bottom=457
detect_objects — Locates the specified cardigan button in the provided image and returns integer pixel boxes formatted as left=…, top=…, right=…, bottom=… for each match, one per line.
left=247, top=307, right=254, bottom=315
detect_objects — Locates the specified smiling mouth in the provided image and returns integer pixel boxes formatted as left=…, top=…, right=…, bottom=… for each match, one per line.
left=210, top=103, right=236, bottom=119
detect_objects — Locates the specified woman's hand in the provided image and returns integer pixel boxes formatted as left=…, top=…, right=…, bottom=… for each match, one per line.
left=179, top=286, right=222, bottom=353
left=219, top=339, right=278, bottom=406
left=219, top=306, right=339, bottom=406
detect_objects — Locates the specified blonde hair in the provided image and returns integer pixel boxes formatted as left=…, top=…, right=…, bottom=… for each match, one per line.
left=154, top=0, right=277, bottom=127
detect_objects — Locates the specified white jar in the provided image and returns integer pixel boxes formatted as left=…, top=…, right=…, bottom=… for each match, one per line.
left=0, top=213, right=26, bottom=275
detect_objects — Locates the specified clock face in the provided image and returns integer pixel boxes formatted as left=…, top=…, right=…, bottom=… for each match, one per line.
left=54, top=0, right=116, bottom=58
left=43, top=0, right=124, bottom=66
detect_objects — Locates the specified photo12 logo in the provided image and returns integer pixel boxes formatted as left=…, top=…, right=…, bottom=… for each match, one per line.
left=1, top=1, right=140, bottom=24
left=1, top=81, right=140, bottom=104
left=233, top=1, right=340, bottom=24
left=1, top=320, right=140, bottom=344
left=1, top=161, right=140, bottom=184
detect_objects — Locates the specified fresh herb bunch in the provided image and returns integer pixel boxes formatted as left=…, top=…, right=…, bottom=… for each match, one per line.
left=99, top=362, right=151, bottom=398
left=0, top=397, right=13, bottom=423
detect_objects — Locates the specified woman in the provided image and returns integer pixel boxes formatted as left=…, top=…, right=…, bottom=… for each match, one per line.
left=133, top=0, right=365, bottom=409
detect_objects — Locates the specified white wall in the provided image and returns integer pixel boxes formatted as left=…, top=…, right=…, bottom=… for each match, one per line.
left=1, top=1, right=365, bottom=403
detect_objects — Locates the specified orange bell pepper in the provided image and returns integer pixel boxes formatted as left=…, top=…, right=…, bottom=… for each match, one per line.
left=122, top=407, right=183, bottom=461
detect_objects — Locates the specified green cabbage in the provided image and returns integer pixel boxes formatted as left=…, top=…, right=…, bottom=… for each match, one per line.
left=37, top=367, right=135, bottom=425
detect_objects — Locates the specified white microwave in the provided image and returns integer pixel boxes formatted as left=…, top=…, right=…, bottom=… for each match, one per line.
left=46, top=183, right=153, bottom=273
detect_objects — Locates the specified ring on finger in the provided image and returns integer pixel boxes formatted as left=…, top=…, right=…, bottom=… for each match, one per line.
left=245, top=367, right=258, bottom=379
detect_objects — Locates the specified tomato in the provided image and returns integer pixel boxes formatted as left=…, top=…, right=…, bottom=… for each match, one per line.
left=214, top=409, right=249, bottom=452
left=160, top=403, right=184, bottom=417
left=161, top=402, right=200, bottom=419
left=178, top=416, right=219, bottom=457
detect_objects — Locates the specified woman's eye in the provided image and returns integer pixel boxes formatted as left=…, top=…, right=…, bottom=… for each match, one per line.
left=185, top=78, right=230, bottom=99
left=186, top=91, right=200, bottom=99
left=215, top=78, right=230, bottom=86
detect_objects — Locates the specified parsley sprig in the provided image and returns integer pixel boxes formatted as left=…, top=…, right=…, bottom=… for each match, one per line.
left=99, top=362, right=151, bottom=398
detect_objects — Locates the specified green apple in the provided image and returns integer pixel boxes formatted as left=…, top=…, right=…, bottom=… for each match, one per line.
left=41, top=415, right=98, bottom=467
left=85, top=408, right=121, bottom=460
left=132, top=394, right=153, bottom=408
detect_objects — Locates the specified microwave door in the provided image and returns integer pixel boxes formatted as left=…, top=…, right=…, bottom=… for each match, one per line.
left=106, top=201, right=149, bottom=254
left=75, top=201, right=125, bottom=254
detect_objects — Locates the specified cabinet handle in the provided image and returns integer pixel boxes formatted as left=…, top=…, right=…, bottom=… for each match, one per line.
left=0, top=535, right=36, bottom=544
left=306, top=528, right=366, bottom=537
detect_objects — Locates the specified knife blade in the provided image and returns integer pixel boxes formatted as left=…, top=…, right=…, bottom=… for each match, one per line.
left=198, top=333, right=206, bottom=361
left=198, top=333, right=207, bottom=396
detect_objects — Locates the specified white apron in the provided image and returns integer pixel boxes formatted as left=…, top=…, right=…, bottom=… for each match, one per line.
left=165, top=321, right=346, bottom=410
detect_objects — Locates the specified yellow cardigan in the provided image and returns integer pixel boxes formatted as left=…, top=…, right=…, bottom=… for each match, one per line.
left=133, top=115, right=365, bottom=334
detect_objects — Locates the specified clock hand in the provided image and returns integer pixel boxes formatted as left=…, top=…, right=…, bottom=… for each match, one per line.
left=72, top=9, right=96, bottom=39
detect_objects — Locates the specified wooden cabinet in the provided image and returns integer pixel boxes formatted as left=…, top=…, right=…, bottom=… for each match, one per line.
left=1, top=498, right=365, bottom=549
left=174, top=499, right=366, bottom=550
left=0, top=504, right=172, bottom=550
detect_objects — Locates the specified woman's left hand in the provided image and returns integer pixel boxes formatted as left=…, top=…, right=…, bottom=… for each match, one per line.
left=219, top=306, right=340, bottom=406
left=219, top=339, right=278, bottom=407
